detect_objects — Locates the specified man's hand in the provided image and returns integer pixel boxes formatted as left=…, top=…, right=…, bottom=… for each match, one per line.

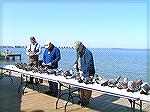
left=29, top=52, right=36, bottom=56
left=73, top=64, right=77, bottom=69
left=42, top=62, right=52, bottom=67
left=42, top=62, right=46, bottom=66
left=47, top=62, right=52, bottom=66
left=79, top=70, right=83, bottom=77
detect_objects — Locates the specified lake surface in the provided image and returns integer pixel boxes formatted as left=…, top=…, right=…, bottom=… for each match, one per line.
left=0, top=47, right=148, bottom=82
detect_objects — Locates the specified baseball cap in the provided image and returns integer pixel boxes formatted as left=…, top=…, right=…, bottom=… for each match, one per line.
left=44, top=40, right=51, bottom=48
left=30, top=36, right=35, bottom=41
left=74, top=41, right=82, bottom=49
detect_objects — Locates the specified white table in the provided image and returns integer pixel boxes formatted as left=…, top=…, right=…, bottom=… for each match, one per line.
left=2, top=65, right=150, bottom=112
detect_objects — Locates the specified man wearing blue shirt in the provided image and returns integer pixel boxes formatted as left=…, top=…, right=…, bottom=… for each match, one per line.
left=43, top=40, right=61, bottom=96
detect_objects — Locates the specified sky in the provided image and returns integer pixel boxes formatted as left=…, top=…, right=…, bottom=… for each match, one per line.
left=0, top=0, right=149, bottom=49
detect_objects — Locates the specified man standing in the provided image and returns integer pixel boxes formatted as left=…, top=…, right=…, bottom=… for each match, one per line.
left=26, top=36, right=41, bottom=67
left=74, top=41, right=95, bottom=106
left=43, top=40, right=61, bottom=96
left=26, top=36, right=41, bottom=83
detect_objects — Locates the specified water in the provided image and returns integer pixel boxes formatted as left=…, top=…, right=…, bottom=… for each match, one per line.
left=0, top=47, right=148, bottom=82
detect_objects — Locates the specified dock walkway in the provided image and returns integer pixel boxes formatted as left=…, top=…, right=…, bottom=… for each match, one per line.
left=0, top=71, right=150, bottom=112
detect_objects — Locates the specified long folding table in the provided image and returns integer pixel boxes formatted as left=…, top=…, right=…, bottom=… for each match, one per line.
left=1, top=65, right=150, bottom=112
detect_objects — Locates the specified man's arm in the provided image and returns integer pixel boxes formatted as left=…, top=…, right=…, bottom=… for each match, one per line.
left=82, top=50, right=92, bottom=76
left=51, top=48, right=61, bottom=65
left=43, top=49, right=46, bottom=64
left=36, top=44, right=42, bottom=55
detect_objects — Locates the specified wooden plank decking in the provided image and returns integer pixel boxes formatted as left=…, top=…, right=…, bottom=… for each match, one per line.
left=0, top=71, right=150, bottom=112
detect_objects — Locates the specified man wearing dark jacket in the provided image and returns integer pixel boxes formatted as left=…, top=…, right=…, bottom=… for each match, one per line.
left=74, top=41, right=95, bottom=106
left=43, top=40, right=61, bottom=96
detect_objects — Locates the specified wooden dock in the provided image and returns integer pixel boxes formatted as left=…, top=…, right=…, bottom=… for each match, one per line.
left=0, top=70, right=150, bottom=112
left=0, top=53, right=21, bottom=61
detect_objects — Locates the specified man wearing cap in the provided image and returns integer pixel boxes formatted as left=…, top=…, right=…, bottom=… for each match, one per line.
left=43, top=40, right=61, bottom=96
left=26, top=36, right=42, bottom=83
left=74, top=41, right=95, bottom=106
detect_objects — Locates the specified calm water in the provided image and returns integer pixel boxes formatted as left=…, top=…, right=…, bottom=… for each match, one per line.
left=0, top=48, right=148, bottom=82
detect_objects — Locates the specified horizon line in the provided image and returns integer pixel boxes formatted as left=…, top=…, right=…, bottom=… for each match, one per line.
left=0, top=45, right=148, bottom=50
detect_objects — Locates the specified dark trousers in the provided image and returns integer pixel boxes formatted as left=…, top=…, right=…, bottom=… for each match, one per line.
left=29, top=55, right=38, bottom=83
left=79, top=89, right=92, bottom=102
left=29, top=55, right=38, bottom=67
left=48, top=81, right=58, bottom=94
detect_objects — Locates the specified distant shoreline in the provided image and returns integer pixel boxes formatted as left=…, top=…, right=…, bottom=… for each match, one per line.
left=0, top=45, right=148, bottom=50
left=0, top=46, right=74, bottom=49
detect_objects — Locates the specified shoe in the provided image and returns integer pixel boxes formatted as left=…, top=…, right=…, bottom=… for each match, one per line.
left=77, top=101, right=81, bottom=105
left=27, top=80, right=33, bottom=84
left=81, top=100, right=89, bottom=107
left=51, top=93, right=58, bottom=97
left=29, top=77, right=34, bottom=83
left=84, top=101, right=89, bottom=105
left=35, top=80, right=39, bottom=85
left=39, top=79, right=43, bottom=83
left=44, top=90, right=53, bottom=95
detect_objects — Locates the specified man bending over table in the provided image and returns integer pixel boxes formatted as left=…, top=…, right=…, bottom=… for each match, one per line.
left=74, top=41, right=95, bottom=106
left=43, top=40, right=61, bottom=97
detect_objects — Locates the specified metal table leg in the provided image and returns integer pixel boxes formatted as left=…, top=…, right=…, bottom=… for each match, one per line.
left=55, top=81, right=81, bottom=112
left=18, top=74, right=39, bottom=95
left=0, top=70, right=13, bottom=83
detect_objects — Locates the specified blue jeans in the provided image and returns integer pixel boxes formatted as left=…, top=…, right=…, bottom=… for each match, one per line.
left=48, top=81, right=58, bottom=94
